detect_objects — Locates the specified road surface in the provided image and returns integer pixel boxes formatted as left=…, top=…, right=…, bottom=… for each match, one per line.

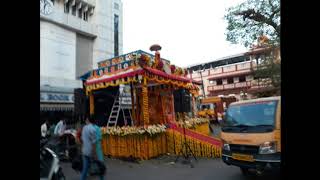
left=61, top=155, right=280, bottom=180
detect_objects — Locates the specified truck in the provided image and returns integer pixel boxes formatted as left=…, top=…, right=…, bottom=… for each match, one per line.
left=197, top=96, right=237, bottom=123
left=220, top=96, right=281, bottom=176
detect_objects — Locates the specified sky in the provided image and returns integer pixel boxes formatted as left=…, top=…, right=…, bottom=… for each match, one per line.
left=123, top=0, right=247, bottom=67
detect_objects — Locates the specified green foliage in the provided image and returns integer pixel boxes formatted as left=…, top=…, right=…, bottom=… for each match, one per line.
left=253, top=59, right=281, bottom=88
left=225, top=0, right=280, bottom=48
left=225, top=0, right=281, bottom=97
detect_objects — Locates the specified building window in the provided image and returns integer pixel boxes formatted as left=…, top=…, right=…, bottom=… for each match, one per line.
left=114, top=3, right=119, bottom=10
left=216, top=79, right=223, bottom=85
left=209, top=80, right=214, bottom=84
left=83, top=11, right=88, bottom=21
left=114, top=14, right=119, bottom=56
left=78, top=8, right=82, bottom=18
left=72, top=5, right=77, bottom=16
left=239, top=76, right=246, bottom=82
left=64, top=2, right=70, bottom=13
left=227, top=77, right=234, bottom=84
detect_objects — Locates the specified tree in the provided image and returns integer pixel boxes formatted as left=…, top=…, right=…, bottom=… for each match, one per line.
left=252, top=47, right=281, bottom=88
left=225, top=0, right=280, bottom=96
left=225, top=0, right=280, bottom=48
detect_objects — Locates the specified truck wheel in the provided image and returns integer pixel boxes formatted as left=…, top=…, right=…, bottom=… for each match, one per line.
left=240, top=167, right=251, bottom=176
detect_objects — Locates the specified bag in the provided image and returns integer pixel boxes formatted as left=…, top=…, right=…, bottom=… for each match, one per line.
left=90, top=159, right=106, bottom=176
left=71, top=155, right=83, bottom=172
left=71, top=155, right=106, bottom=176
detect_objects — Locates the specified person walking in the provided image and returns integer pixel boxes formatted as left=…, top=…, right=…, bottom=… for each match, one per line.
left=80, top=117, right=104, bottom=180
left=53, top=119, right=67, bottom=157
left=48, top=122, right=56, bottom=137
left=54, top=119, right=66, bottom=136
left=217, top=112, right=223, bottom=125
left=41, top=119, right=49, bottom=138
left=92, top=118, right=105, bottom=180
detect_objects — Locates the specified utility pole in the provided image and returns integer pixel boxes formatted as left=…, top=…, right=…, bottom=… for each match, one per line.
left=199, top=65, right=206, bottom=98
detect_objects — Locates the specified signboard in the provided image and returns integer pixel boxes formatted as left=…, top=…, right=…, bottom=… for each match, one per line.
left=40, top=92, right=74, bottom=103
left=119, top=85, right=132, bottom=105
left=98, top=52, right=139, bottom=68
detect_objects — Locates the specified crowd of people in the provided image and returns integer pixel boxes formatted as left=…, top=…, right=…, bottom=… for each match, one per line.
left=40, top=116, right=105, bottom=180
left=40, top=119, right=66, bottom=138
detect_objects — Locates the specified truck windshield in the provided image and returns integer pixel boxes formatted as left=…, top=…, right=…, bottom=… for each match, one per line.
left=201, top=105, right=209, bottom=110
left=201, top=104, right=214, bottom=110
left=224, top=100, right=277, bottom=127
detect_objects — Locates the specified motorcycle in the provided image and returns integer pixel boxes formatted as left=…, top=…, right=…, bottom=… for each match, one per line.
left=46, top=129, right=78, bottom=162
left=40, top=138, right=66, bottom=180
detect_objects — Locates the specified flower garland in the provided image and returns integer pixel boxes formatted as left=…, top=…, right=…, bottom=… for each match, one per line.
left=145, top=75, right=197, bottom=91
left=85, top=75, right=139, bottom=94
left=166, top=129, right=221, bottom=158
left=101, top=124, right=167, bottom=136
left=138, top=54, right=151, bottom=67
left=176, top=118, right=209, bottom=129
left=170, top=65, right=176, bottom=74
left=142, top=79, right=149, bottom=124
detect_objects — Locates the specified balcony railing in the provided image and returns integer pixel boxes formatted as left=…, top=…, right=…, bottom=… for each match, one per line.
left=223, top=84, right=235, bottom=89
left=235, top=81, right=250, bottom=88
left=207, top=81, right=252, bottom=91
left=223, top=65, right=236, bottom=72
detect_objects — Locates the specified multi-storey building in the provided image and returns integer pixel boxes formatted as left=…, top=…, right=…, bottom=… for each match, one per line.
left=186, top=47, right=280, bottom=100
left=40, top=0, right=123, bottom=122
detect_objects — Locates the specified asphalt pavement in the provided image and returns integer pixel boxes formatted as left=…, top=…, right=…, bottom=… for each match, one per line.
left=61, top=155, right=280, bottom=180
left=61, top=124, right=280, bottom=180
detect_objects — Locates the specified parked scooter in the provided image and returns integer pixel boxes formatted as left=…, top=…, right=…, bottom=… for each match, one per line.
left=40, top=138, right=66, bottom=180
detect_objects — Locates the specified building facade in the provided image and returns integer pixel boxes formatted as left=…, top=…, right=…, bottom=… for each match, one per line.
left=40, top=0, right=123, bottom=122
left=187, top=47, right=280, bottom=100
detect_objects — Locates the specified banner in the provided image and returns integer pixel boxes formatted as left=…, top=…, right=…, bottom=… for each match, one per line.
left=168, top=122, right=222, bottom=146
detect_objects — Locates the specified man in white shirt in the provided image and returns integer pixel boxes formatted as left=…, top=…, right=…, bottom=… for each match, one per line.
left=54, top=119, right=66, bottom=136
left=216, top=112, right=222, bottom=123
left=41, top=119, right=49, bottom=138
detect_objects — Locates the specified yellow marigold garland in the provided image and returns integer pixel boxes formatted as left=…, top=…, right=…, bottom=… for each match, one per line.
left=85, top=77, right=138, bottom=94
left=165, top=129, right=221, bottom=158
left=176, top=117, right=210, bottom=129
left=142, top=83, right=149, bottom=125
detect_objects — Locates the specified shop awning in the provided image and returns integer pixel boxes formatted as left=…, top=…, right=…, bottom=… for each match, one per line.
left=40, top=103, right=74, bottom=112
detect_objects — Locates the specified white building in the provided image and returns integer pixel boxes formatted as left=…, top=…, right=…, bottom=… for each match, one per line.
left=186, top=47, right=280, bottom=100
left=40, top=0, right=123, bottom=120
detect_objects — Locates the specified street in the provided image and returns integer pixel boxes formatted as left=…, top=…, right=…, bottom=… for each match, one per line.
left=40, top=0, right=282, bottom=179
left=61, top=155, right=280, bottom=180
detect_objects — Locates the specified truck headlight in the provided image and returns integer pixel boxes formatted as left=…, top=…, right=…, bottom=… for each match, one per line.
left=223, top=143, right=230, bottom=151
left=259, top=141, right=276, bottom=154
